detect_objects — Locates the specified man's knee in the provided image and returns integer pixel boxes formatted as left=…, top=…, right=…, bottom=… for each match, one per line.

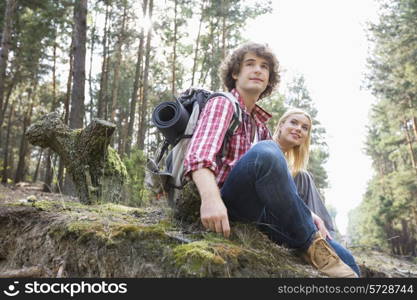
left=251, top=141, right=287, bottom=175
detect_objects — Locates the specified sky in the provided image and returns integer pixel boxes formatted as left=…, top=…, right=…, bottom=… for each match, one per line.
left=246, top=0, right=380, bottom=235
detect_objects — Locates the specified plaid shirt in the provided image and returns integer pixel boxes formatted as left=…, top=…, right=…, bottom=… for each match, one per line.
left=184, top=89, right=272, bottom=187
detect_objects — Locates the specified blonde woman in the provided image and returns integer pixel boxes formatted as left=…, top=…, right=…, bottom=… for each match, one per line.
left=274, top=108, right=360, bottom=276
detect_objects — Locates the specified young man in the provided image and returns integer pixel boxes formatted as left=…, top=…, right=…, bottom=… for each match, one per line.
left=183, top=42, right=358, bottom=278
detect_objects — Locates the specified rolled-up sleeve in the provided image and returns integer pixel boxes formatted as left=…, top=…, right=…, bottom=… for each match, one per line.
left=184, top=96, right=235, bottom=180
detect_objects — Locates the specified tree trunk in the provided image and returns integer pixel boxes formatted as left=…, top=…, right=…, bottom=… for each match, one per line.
left=0, top=78, right=16, bottom=148
left=26, top=112, right=127, bottom=204
left=97, top=3, right=110, bottom=119
left=171, top=0, right=178, bottom=95
left=412, top=116, right=417, bottom=143
left=137, top=0, right=154, bottom=150
left=88, top=11, right=97, bottom=122
left=52, top=42, right=57, bottom=106
left=14, top=98, right=34, bottom=183
left=1, top=101, right=14, bottom=184
left=125, top=8, right=147, bottom=156
left=64, top=36, right=74, bottom=125
left=191, top=1, right=205, bottom=86
left=43, top=38, right=59, bottom=191
left=32, top=149, right=43, bottom=183
left=221, top=0, right=228, bottom=60
left=0, top=0, right=17, bottom=116
left=110, top=1, right=128, bottom=123
left=403, top=118, right=417, bottom=175
left=43, top=149, right=54, bottom=192
left=61, top=36, right=73, bottom=194
left=210, top=18, right=216, bottom=90
left=117, top=109, right=127, bottom=156
left=56, top=158, right=65, bottom=193
left=69, top=0, right=87, bottom=130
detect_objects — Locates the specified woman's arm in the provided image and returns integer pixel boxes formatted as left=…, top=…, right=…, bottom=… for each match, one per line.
left=311, top=210, right=332, bottom=240
left=294, top=171, right=336, bottom=237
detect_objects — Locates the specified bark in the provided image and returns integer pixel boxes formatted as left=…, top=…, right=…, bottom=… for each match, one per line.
left=69, top=0, right=87, bottom=129
left=125, top=0, right=148, bottom=156
left=137, top=0, right=153, bottom=150
left=0, top=0, right=17, bottom=115
left=26, top=112, right=127, bottom=204
left=1, top=101, right=14, bottom=184
left=97, top=3, right=110, bottom=119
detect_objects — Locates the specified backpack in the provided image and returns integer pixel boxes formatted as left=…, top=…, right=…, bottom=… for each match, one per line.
left=147, top=87, right=242, bottom=207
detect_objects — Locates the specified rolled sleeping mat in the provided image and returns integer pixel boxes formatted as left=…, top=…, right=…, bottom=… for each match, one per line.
left=152, top=100, right=190, bottom=146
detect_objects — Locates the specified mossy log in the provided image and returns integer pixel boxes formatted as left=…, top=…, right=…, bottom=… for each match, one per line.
left=1, top=183, right=415, bottom=278
left=25, top=112, right=127, bottom=204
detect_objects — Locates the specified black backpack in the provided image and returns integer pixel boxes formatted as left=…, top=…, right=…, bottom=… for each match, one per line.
left=147, top=87, right=242, bottom=207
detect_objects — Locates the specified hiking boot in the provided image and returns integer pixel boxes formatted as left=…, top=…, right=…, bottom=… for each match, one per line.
left=303, top=232, right=358, bottom=278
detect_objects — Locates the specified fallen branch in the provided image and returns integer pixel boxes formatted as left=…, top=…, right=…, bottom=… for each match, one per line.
left=0, top=266, right=44, bottom=278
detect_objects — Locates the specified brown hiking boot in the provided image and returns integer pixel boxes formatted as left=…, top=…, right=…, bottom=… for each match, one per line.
left=303, top=232, right=358, bottom=278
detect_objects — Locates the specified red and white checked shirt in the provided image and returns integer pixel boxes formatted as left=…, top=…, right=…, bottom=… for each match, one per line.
left=184, top=89, right=272, bottom=187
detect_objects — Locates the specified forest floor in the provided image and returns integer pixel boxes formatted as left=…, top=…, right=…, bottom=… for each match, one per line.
left=0, top=183, right=416, bottom=278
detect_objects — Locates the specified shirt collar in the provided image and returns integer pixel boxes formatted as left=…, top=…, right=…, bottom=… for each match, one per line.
left=231, top=88, right=272, bottom=124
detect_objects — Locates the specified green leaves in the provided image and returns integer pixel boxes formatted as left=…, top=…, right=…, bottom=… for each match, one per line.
left=353, top=0, right=417, bottom=256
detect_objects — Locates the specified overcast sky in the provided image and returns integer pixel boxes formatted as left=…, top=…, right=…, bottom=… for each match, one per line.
left=246, top=0, right=380, bottom=235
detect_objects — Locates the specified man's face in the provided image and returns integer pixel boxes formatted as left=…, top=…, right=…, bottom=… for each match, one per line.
left=232, top=52, right=270, bottom=97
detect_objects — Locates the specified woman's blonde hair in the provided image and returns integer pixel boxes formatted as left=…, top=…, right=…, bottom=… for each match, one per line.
left=273, top=108, right=312, bottom=177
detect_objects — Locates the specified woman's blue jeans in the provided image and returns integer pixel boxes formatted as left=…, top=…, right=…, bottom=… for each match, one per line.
left=220, top=140, right=360, bottom=276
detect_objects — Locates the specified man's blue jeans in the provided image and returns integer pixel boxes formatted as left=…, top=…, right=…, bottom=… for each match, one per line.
left=220, top=140, right=360, bottom=276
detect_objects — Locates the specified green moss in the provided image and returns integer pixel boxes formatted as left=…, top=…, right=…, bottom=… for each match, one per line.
left=67, top=221, right=108, bottom=243
left=105, top=147, right=128, bottom=179
left=110, top=222, right=170, bottom=241
left=69, top=128, right=82, bottom=138
left=29, top=199, right=84, bottom=212
left=173, top=241, right=227, bottom=276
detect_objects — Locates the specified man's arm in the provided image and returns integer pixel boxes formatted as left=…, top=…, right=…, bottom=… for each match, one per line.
left=192, top=168, right=230, bottom=238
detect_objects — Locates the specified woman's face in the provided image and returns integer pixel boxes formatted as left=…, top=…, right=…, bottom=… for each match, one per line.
left=277, top=113, right=311, bottom=150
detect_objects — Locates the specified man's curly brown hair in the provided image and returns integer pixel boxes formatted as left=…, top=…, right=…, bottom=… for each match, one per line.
left=220, top=42, right=280, bottom=99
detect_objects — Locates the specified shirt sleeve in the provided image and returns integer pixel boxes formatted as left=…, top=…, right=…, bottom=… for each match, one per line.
left=183, top=95, right=235, bottom=180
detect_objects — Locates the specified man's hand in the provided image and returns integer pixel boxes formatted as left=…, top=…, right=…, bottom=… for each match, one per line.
left=200, top=195, right=230, bottom=238
left=312, top=211, right=332, bottom=240
left=192, top=168, right=231, bottom=238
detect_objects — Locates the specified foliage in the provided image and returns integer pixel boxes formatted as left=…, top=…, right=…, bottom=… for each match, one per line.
left=349, top=0, right=417, bottom=256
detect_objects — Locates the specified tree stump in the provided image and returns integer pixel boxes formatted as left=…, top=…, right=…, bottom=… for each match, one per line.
left=26, top=112, right=127, bottom=204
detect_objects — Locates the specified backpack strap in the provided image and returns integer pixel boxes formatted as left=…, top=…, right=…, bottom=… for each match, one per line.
left=207, top=92, right=242, bottom=157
